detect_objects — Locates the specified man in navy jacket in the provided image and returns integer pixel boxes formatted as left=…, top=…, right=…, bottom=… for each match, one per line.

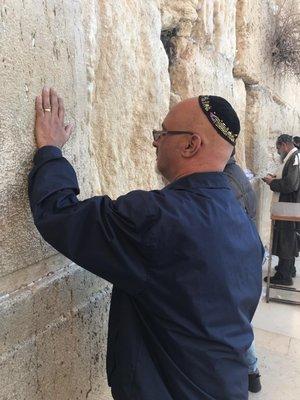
left=28, top=88, right=263, bottom=399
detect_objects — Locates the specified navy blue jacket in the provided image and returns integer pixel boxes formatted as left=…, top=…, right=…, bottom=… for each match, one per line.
left=28, top=146, right=263, bottom=400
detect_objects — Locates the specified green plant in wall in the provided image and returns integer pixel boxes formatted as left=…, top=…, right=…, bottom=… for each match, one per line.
left=271, top=0, right=300, bottom=78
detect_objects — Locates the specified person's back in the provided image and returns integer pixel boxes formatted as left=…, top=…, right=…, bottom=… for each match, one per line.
left=108, top=173, right=262, bottom=399
left=29, top=90, right=263, bottom=400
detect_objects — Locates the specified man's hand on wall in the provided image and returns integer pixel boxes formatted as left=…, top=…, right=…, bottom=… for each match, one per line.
left=35, top=86, right=74, bottom=149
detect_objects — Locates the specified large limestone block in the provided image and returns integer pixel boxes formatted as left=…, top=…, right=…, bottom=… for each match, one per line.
left=0, top=0, right=170, bottom=277
left=164, top=0, right=238, bottom=94
left=0, top=265, right=111, bottom=400
left=195, top=0, right=237, bottom=59
left=235, top=0, right=273, bottom=85
left=160, top=0, right=237, bottom=94
left=90, top=0, right=170, bottom=199
left=0, top=0, right=99, bottom=278
left=245, top=84, right=300, bottom=241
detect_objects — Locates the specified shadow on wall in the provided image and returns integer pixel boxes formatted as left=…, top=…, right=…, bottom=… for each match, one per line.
left=161, top=27, right=178, bottom=68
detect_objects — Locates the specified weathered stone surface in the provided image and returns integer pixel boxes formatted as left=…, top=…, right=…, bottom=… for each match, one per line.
left=161, top=0, right=247, bottom=166
left=235, top=0, right=300, bottom=113
left=89, top=0, right=170, bottom=198
left=160, top=0, right=199, bottom=30
left=1, top=0, right=170, bottom=398
left=0, top=0, right=99, bottom=278
left=0, top=0, right=169, bottom=278
left=0, top=265, right=111, bottom=400
left=235, top=0, right=272, bottom=85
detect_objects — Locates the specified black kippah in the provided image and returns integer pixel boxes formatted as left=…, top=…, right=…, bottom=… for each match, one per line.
left=198, top=96, right=240, bottom=146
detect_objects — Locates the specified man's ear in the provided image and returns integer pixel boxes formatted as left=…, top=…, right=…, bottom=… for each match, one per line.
left=181, top=135, right=202, bottom=158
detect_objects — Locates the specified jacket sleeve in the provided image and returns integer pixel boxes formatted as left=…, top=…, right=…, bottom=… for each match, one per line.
left=28, top=146, right=158, bottom=294
left=270, top=157, right=300, bottom=194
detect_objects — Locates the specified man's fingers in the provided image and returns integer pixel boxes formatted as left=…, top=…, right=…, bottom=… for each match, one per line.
left=42, top=86, right=51, bottom=115
left=35, top=96, right=44, bottom=117
left=58, top=97, right=65, bottom=124
left=50, top=88, right=59, bottom=115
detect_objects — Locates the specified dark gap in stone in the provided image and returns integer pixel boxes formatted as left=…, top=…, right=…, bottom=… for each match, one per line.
left=161, top=27, right=178, bottom=67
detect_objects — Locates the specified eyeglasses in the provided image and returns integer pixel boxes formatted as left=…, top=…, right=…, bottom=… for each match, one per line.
left=152, top=130, right=195, bottom=141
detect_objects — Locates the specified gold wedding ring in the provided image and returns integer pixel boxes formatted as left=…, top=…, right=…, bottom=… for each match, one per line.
left=44, top=108, right=51, bottom=112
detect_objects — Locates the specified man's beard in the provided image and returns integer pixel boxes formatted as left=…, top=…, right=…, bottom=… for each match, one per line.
left=280, top=152, right=287, bottom=162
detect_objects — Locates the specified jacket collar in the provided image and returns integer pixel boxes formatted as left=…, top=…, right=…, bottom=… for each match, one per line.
left=164, top=172, right=230, bottom=191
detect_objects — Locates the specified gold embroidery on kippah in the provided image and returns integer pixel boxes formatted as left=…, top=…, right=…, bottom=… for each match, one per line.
left=200, top=96, right=237, bottom=144
left=201, top=96, right=211, bottom=112
left=209, top=112, right=237, bottom=144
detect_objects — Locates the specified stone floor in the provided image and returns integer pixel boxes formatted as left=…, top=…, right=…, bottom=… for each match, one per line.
left=249, top=257, right=300, bottom=400
left=99, top=257, right=300, bottom=400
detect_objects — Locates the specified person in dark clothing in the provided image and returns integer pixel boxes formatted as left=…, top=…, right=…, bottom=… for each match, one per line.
left=263, top=134, right=300, bottom=285
left=224, top=154, right=256, bottom=222
left=29, top=88, right=263, bottom=400
left=293, top=136, right=300, bottom=149
left=224, top=154, right=261, bottom=394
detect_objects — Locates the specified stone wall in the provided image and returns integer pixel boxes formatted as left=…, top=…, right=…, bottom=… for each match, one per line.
left=0, top=1, right=299, bottom=399
left=0, top=1, right=169, bottom=399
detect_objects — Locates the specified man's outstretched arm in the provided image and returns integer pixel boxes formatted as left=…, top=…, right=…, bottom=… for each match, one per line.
left=28, top=87, right=149, bottom=294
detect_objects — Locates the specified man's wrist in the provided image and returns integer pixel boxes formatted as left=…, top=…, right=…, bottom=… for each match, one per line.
left=33, top=145, right=63, bottom=166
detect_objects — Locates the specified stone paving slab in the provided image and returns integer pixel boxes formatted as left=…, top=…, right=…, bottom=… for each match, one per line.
left=250, top=329, right=300, bottom=400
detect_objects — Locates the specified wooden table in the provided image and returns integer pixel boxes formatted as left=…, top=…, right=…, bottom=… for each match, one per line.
left=266, top=202, right=300, bottom=305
